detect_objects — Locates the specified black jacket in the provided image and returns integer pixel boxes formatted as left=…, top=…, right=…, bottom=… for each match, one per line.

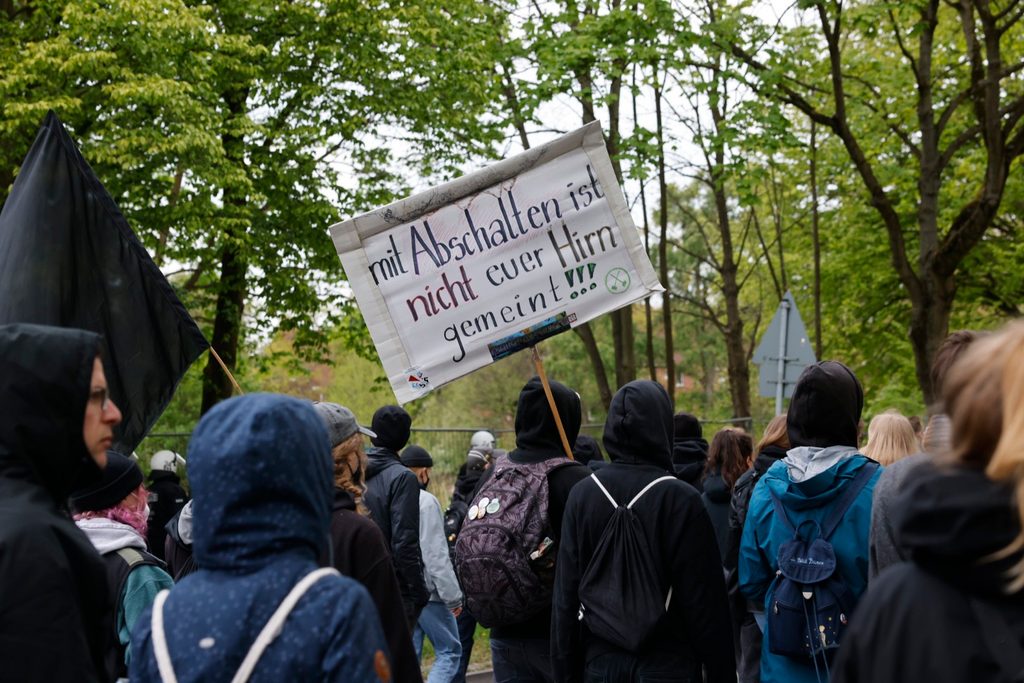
left=0, top=324, right=111, bottom=682
left=146, top=470, right=188, bottom=562
left=487, top=376, right=589, bottom=642
left=163, top=504, right=196, bottom=581
left=724, top=444, right=788, bottom=584
left=701, top=468, right=732, bottom=564
left=364, top=446, right=430, bottom=623
left=833, top=464, right=1024, bottom=683
left=322, top=489, right=423, bottom=683
left=552, top=380, right=735, bottom=683
left=672, top=437, right=709, bottom=492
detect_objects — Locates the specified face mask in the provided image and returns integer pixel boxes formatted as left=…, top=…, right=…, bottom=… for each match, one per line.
left=142, top=503, right=151, bottom=520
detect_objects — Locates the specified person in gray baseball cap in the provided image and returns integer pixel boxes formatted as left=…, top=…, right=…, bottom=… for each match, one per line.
left=312, top=402, right=423, bottom=683
left=312, top=402, right=377, bottom=445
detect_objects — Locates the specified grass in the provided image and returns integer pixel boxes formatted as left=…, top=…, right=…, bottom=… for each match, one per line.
left=420, top=623, right=493, bottom=677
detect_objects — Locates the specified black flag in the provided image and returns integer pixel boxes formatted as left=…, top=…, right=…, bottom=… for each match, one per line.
left=0, top=112, right=209, bottom=453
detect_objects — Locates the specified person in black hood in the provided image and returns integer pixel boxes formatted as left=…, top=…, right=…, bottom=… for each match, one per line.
left=702, top=428, right=752, bottom=563
left=0, top=323, right=122, bottom=682
left=833, top=321, right=1024, bottom=683
left=364, top=404, right=430, bottom=629
left=481, top=375, right=589, bottom=683
left=673, top=411, right=709, bottom=491
left=553, top=380, right=735, bottom=683
left=723, top=413, right=789, bottom=683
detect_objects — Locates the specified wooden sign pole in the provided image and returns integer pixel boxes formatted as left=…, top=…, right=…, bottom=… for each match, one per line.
left=531, top=345, right=574, bottom=460
left=209, top=346, right=244, bottom=396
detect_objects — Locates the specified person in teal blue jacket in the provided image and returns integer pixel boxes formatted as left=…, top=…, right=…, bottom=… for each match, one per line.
left=738, top=361, right=881, bottom=683
left=71, top=450, right=175, bottom=680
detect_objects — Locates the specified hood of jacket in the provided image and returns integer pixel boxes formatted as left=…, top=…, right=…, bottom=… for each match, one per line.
left=783, top=445, right=860, bottom=483
left=188, top=394, right=333, bottom=573
left=603, top=380, right=673, bottom=469
left=0, top=323, right=104, bottom=503
left=365, top=446, right=404, bottom=479
left=512, top=376, right=581, bottom=458
left=787, top=360, right=863, bottom=449
left=75, top=517, right=146, bottom=555
left=702, top=469, right=732, bottom=503
left=897, top=464, right=1022, bottom=600
left=672, top=437, right=709, bottom=465
left=762, top=451, right=873, bottom=511
left=753, top=444, right=788, bottom=474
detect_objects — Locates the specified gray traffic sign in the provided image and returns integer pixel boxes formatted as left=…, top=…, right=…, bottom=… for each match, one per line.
left=753, top=291, right=817, bottom=413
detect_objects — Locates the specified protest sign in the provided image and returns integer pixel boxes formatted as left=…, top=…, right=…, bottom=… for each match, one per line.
left=330, top=122, right=663, bottom=403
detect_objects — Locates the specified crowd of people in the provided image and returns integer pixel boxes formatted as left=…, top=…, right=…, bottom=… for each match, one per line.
left=2, top=319, right=1023, bottom=683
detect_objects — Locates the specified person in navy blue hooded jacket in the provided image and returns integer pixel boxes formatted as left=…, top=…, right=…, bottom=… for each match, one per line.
left=129, top=394, right=391, bottom=682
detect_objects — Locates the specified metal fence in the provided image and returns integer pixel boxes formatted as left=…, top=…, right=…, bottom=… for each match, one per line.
left=139, top=417, right=756, bottom=508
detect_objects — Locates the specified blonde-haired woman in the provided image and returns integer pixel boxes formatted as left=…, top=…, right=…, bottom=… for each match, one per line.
left=862, top=410, right=918, bottom=465
left=313, top=402, right=424, bottom=683
left=833, top=321, right=1024, bottom=683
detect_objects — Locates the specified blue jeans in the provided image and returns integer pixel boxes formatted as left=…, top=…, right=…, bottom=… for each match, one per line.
left=414, top=602, right=462, bottom=683
left=490, top=637, right=553, bottom=683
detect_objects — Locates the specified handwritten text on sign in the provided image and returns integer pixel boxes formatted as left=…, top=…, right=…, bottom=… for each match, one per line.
left=331, top=123, right=662, bottom=403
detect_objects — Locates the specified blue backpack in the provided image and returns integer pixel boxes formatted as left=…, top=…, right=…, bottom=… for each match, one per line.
left=766, top=461, right=879, bottom=678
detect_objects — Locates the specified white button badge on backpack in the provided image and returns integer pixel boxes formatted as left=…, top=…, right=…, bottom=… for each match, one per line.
left=469, top=505, right=479, bottom=520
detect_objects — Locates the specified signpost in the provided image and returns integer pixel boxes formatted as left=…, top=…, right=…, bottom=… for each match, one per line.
left=753, top=291, right=817, bottom=414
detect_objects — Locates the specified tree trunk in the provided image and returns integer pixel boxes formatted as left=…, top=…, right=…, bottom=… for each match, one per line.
left=654, top=74, right=675, bottom=404
left=201, top=89, right=248, bottom=414
left=810, top=120, right=823, bottom=359
left=573, top=323, right=613, bottom=410
left=908, top=273, right=956, bottom=407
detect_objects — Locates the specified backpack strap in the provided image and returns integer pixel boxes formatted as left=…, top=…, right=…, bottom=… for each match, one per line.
left=151, top=590, right=177, bottom=683
left=819, top=460, right=879, bottom=540
left=589, top=473, right=619, bottom=509
left=627, top=476, right=677, bottom=509
left=767, top=490, right=797, bottom=534
left=230, top=567, right=340, bottom=683
left=589, top=474, right=676, bottom=510
left=149, top=567, right=341, bottom=683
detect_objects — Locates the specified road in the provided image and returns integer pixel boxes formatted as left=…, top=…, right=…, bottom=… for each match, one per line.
left=466, top=670, right=494, bottom=683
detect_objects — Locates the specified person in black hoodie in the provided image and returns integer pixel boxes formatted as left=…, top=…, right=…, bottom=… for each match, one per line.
left=672, top=412, right=709, bottom=491
left=0, top=323, right=121, bottom=682
left=833, top=321, right=1024, bottom=683
left=481, top=376, right=589, bottom=683
left=724, top=413, right=789, bottom=683
left=702, top=428, right=753, bottom=563
left=552, top=380, right=735, bottom=683
left=364, top=404, right=430, bottom=629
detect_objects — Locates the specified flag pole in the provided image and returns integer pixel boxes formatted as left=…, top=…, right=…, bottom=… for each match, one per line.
left=209, top=346, right=244, bottom=396
left=531, top=345, right=574, bottom=460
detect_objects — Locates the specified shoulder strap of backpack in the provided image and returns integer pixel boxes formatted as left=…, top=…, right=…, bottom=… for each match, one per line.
left=627, top=476, right=677, bottom=509
left=589, top=473, right=619, bottom=509
left=820, top=460, right=879, bottom=540
left=767, top=490, right=797, bottom=534
left=230, top=567, right=340, bottom=683
left=149, top=568, right=341, bottom=683
left=151, top=590, right=178, bottom=683
left=115, top=546, right=151, bottom=568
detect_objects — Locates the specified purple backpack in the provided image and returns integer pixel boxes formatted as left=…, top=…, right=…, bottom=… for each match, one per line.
left=454, top=454, right=577, bottom=627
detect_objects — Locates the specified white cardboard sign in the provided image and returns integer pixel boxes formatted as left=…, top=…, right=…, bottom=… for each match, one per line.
left=329, top=122, right=663, bottom=403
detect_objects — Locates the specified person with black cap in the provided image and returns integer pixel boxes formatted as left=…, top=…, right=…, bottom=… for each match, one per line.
left=314, top=402, right=424, bottom=683
left=72, top=450, right=174, bottom=680
left=737, top=361, right=881, bottom=683
left=402, top=445, right=464, bottom=683
left=0, top=323, right=120, bottom=683
left=672, top=412, right=710, bottom=491
left=365, top=404, right=430, bottom=629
